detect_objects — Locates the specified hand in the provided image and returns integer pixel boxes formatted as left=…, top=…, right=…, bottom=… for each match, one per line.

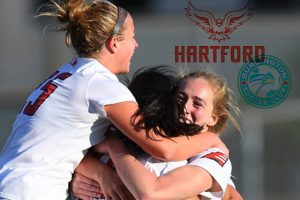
left=70, top=172, right=101, bottom=200
left=222, top=185, right=243, bottom=200
left=93, top=134, right=128, bottom=155
left=97, top=163, right=135, bottom=200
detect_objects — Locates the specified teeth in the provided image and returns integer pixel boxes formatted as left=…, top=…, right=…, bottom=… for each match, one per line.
left=180, top=118, right=193, bottom=124
left=185, top=119, right=192, bottom=124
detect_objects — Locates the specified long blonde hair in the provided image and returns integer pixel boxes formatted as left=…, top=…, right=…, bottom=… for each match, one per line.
left=37, top=0, right=127, bottom=57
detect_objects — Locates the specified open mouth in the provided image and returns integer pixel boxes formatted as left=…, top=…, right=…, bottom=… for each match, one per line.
left=183, top=118, right=193, bottom=124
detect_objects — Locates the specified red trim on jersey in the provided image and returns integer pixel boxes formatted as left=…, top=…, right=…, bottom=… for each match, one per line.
left=203, top=151, right=228, bottom=167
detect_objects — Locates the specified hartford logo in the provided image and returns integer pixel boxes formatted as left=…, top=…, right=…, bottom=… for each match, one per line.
left=174, top=1, right=263, bottom=63
left=185, top=1, right=254, bottom=42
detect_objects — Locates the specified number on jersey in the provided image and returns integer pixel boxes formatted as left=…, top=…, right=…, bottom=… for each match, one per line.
left=22, top=71, right=72, bottom=116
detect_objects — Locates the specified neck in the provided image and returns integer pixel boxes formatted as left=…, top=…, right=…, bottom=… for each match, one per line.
left=93, top=49, right=118, bottom=74
left=201, top=125, right=209, bottom=132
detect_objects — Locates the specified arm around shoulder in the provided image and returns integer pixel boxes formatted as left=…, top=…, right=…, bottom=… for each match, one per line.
left=107, top=144, right=213, bottom=200
left=104, top=101, right=227, bottom=161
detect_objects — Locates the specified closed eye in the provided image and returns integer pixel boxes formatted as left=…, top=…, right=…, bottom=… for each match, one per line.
left=193, top=96, right=206, bottom=108
left=193, top=101, right=203, bottom=108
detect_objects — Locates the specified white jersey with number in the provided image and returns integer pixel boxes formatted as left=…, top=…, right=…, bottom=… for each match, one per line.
left=0, top=58, right=136, bottom=200
left=140, top=148, right=232, bottom=199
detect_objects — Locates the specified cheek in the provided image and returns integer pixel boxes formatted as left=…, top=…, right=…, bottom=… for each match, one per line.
left=194, top=109, right=210, bottom=123
left=127, top=43, right=135, bottom=54
left=194, top=110, right=205, bottom=120
left=121, top=49, right=132, bottom=60
left=130, top=44, right=136, bottom=52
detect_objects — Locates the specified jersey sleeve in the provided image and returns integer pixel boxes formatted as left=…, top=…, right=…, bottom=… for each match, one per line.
left=187, top=148, right=232, bottom=199
left=86, top=73, right=136, bottom=117
left=228, top=177, right=236, bottom=188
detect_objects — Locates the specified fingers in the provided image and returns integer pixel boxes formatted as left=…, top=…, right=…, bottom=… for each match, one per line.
left=72, top=187, right=101, bottom=199
left=74, top=172, right=100, bottom=187
left=71, top=173, right=101, bottom=199
left=96, top=165, right=134, bottom=200
left=72, top=188, right=101, bottom=200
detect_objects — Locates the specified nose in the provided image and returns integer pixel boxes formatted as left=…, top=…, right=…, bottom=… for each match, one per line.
left=184, top=100, right=193, bottom=116
left=134, top=38, right=139, bottom=48
left=184, top=103, right=194, bottom=124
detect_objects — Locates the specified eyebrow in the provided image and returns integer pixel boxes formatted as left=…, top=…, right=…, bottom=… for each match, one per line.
left=193, top=96, right=207, bottom=106
left=178, top=91, right=207, bottom=107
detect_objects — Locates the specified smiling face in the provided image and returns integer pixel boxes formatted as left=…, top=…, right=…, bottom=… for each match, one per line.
left=177, top=77, right=219, bottom=132
left=114, top=15, right=138, bottom=74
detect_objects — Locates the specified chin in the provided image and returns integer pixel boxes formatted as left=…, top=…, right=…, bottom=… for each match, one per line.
left=117, top=71, right=128, bottom=75
left=123, top=64, right=131, bottom=73
left=115, top=64, right=130, bottom=74
left=117, top=68, right=130, bottom=74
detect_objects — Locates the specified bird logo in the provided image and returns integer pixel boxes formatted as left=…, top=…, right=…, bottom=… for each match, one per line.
left=248, top=70, right=279, bottom=97
left=238, top=55, right=291, bottom=108
left=185, top=1, right=254, bottom=42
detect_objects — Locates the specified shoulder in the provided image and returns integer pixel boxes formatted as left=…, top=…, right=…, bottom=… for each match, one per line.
left=188, top=148, right=232, bottom=199
left=189, top=148, right=230, bottom=168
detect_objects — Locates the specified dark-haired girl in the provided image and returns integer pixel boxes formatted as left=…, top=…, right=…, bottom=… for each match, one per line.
left=72, top=67, right=242, bottom=200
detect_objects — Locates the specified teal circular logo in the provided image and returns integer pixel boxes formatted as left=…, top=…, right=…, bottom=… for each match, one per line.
left=238, top=55, right=291, bottom=108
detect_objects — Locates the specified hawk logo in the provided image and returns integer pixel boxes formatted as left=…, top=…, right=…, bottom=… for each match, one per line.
left=203, top=151, right=228, bottom=167
left=185, top=1, right=254, bottom=42
left=238, top=55, right=291, bottom=108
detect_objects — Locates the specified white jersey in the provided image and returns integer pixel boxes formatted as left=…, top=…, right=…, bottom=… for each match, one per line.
left=92, top=148, right=231, bottom=200
left=188, top=148, right=232, bottom=199
left=141, top=148, right=232, bottom=200
left=0, top=57, right=136, bottom=200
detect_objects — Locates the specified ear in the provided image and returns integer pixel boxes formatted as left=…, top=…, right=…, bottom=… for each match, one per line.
left=207, top=114, right=219, bottom=127
left=105, top=36, right=119, bottom=53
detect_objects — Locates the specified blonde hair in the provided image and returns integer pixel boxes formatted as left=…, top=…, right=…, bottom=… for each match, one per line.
left=181, top=71, right=240, bottom=134
left=37, top=0, right=127, bottom=57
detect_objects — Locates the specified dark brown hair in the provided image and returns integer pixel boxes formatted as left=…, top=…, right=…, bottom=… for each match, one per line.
left=129, top=66, right=203, bottom=139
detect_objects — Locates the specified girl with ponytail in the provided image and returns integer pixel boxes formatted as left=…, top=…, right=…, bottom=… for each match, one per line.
left=0, top=1, right=226, bottom=199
